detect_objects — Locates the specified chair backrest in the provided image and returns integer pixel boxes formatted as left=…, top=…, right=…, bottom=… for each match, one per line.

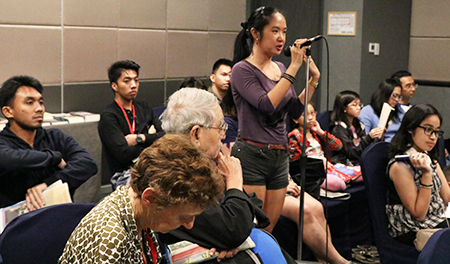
left=316, top=110, right=331, bottom=132
left=153, top=105, right=166, bottom=120
left=0, top=203, right=95, bottom=264
left=437, top=136, right=446, bottom=169
left=316, top=110, right=335, bottom=158
left=417, top=228, right=450, bottom=264
left=360, top=141, right=419, bottom=264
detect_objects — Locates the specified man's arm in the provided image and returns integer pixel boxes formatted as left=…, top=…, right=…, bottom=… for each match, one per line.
left=98, top=112, right=144, bottom=165
left=0, top=140, right=62, bottom=174
left=140, top=106, right=165, bottom=145
left=42, top=129, right=97, bottom=190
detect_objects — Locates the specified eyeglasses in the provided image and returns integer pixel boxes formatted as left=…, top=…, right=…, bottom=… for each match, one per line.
left=391, top=94, right=403, bottom=100
left=348, top=103, right=363, bottom=108
left=405, top=83, right=418, bottom=89
left=200, top=119, right=228, bottom=135
left=301, top=111, right=317, bottom=117
left=418, top=125, right=444, bottom=138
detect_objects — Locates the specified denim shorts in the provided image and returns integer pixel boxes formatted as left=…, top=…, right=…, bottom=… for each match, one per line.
left=231, top=140, right=289, bottom=190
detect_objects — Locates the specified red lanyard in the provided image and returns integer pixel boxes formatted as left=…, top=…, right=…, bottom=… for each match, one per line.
left=142, top=228, right=158, bottom=264
left=115, top=100, right=135, bottom=134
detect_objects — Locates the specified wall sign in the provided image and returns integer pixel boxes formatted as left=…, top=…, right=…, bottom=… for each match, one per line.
left=327, top=12, right=356, bottom=36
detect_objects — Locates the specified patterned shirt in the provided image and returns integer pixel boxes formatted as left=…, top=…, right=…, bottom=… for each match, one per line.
left=59, top=185, right=162, bottom=264
left=386, top=148, right=446, bottom=238
left=288, top=128, right=342, bottom=161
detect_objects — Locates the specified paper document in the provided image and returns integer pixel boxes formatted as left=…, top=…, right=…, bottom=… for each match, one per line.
left=378, top=102, right=394, bottom=130
left=42, top=180, right=73, bottom=206
left=0, top=180, right=72, bottom=233
left=169, top=236, right=255, bottom=264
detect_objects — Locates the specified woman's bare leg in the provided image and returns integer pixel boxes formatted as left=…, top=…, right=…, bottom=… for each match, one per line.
left=281, top=194, right=349, bottom=264
left=243, top=185, right=286, bottom=233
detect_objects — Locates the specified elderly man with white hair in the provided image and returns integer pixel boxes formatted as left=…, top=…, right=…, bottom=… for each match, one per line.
left=161, top=88, right=291, bottom=263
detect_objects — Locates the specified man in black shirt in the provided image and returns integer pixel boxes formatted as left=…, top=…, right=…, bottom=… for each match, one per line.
left=98, top=60, right=164, bottom=187
left=0, top=75, right=97, bottom=209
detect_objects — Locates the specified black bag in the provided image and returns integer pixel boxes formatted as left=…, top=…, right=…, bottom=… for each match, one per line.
left=289, top=157, right=326, bottom=200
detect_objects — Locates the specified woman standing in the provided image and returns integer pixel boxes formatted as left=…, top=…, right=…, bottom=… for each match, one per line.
left=230, top=6, right=320, bottom=232
left=386, top=104, right=450, bottom=246
left=359, top=78, right=403, bottom=142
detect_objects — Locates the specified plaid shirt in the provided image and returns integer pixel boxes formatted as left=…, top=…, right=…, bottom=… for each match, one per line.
left=288, top=128, right=342, bottom=161
left=386, top=149, right=446, bottom=238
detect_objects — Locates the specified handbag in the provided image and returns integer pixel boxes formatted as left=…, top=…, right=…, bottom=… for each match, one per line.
left=327, top=163, right=362, bottom=183
left=289, top=157, right=326, bottom=200
left=413, top=194, right=449, bottom=251
left=413, top=191, right=450, bottom=252
left=414, top=228, right=442, bottom=251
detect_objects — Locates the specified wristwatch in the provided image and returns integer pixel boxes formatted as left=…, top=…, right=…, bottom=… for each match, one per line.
left=136, top=134, right=143, bottom=144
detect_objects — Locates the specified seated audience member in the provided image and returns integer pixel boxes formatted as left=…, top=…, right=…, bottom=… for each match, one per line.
left=288, top=102, right=346, bottom=191
left=220, top=96, right=350, bottom=263
left=209, top=58, right=233, bottom=101
left=220, top=88, right=238, bottom=154
left=179, top=77, right=208, bottom=90
left=285, top=105, right=351, bottom=263
left=98, top=60, right=164, bottom=188
left=0, top=76, right=97, bottom=209
left=359, top=78, right=402, bottom=142
left=161, top=88, right=290, bottom=263
left=330, top=90, right=384, bottom=165
left=391, top=70, right=417, bottom=118
left=59, top=134, right=224, bottom=263
left=386, top=104, right=450, bottom=246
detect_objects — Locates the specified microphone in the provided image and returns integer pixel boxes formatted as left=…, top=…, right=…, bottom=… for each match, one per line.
left=283, top=35, right=323, bottom=57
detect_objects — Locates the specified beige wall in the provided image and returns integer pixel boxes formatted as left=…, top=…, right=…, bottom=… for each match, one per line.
left=0, top=0, right=245, bottom=110
left=409, top=0, right=450, bottom=82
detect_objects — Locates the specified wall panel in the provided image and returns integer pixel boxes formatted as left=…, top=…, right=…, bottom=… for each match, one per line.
left=0, top=0, right=244, bottom=113
left=0, top=0, right=61, bottom=25
left=0, top=27, right=61, bottom=84
left=64, top=28, right=118, bottom=83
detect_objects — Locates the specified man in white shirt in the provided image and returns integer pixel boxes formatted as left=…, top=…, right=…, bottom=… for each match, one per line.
left=391, top=70, right=417, bottom=119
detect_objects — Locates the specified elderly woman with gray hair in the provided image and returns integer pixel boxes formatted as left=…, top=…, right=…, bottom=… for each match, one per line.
left=60, top=134, right=224, bottom=264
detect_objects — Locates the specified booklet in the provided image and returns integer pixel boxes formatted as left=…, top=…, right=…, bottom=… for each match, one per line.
left=320, top=188, right=351, bottom=200
left=169, top=236, right=255, bottom=264
left=378, top=102, right=394, bottom=131
left=69, top=111, right=100, bottom=122
left=0, top=180, right=72, bottom=233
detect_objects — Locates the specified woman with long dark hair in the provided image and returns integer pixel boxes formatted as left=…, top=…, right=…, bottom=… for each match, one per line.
left=220, top=88, right=238, bottom=155
left=330, top=90, right=384, bottom=165
left=359, top=78, right=402, bottom=142
left=230, top=6, right=320, bottom=233
left=386, top=104, right=450, bottom=246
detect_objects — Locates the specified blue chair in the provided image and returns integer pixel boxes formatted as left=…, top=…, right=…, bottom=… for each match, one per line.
left=316, top=111, right=335, bottom=158
left=360, top=141, right=419, bottom=264
left=153, top=105, right=166, bottom=120
left=437, top=137, right=446, bottom=169
left=417, top=228, right=450, bottom=264
left=0, top=203, right=95, bottom=264
left=316, top=110, right=331, bottom=132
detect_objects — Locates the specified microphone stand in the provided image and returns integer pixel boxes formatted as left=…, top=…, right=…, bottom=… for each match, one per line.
left=297, top=48, right=312, bottom=261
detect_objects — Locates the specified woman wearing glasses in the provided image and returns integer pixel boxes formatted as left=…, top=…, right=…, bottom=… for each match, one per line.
left=359, top=78, right=403, bottom=142
left=386, top=104, right=450, bottom=246
left=330, top=90, right=384, bottom=166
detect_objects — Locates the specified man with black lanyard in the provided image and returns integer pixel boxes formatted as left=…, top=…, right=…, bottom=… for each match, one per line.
left=98, top=60, right=164, bottom=189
